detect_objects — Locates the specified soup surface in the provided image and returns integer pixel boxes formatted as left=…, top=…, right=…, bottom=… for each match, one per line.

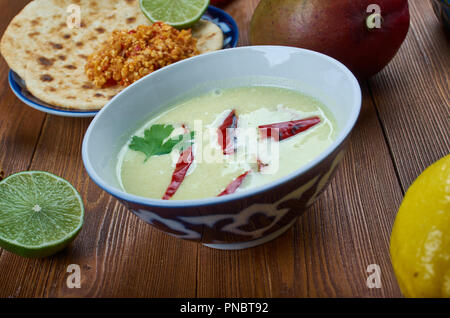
left=118, top=86, right=337, bottom=200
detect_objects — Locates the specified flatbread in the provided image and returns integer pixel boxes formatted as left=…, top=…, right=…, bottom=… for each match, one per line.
left=192, top=20, right=224, bottom=53
left=1, top=0, right=151, bottom=110
left=0, top=0, right=224, bottom=110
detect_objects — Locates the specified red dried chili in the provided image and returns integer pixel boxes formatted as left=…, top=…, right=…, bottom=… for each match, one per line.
left=218, top=109, right=238, bottom=155
left=162, top=146, right=194, bottom=200
left=218, top=170, right=251, bottom=197
left=259, top=116, right=321, bottom=141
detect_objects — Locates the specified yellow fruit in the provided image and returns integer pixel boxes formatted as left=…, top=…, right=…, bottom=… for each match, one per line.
left=390, top=154, right=450, bottom=298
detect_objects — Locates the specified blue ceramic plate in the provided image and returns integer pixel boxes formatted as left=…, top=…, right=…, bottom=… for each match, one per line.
left=431, top=0, right=450, bottom=30
left=8, top=5, right=239, bottom=118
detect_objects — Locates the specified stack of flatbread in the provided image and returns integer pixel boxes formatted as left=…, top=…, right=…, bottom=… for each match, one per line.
left=0, top=0, right=224, bottom=110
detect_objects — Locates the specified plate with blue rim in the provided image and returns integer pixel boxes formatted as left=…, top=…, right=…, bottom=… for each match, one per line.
left=8, top=5, right=239, bottom=118
left=431, top=0, right=450, bottom=30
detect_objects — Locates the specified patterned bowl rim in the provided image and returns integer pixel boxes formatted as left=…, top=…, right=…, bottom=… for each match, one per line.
left=7, top=5, right=239, bottom=118
left=82, top=46, right=362, bottom=208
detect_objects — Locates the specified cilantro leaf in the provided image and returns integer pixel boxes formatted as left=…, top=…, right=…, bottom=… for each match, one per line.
left=129, top=124, right=185, bottom=162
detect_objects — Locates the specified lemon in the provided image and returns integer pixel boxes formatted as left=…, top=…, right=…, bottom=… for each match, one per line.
left=0, top=171, right=84, bottom=258
left=390, top=154, right=450, bottom=298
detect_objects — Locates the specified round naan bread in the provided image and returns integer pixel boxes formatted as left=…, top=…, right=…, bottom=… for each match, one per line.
left=192, top=20, right=224, bottom=53
left=0, top=0, right=224, bottom=110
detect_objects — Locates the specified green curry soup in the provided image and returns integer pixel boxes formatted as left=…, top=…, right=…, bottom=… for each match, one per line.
left=117, top=86, right=337, bottom=200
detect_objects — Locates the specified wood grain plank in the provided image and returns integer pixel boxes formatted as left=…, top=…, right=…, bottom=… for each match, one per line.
left=1, top=0, right=441, bottom=298
left=197, top=0, right=403, bottom=297
left=368, top=0, right=450, bottom=191
left=0, top=115, right=199, bottom=297
left=0, top=0, right=198, bottom=297
left=0, top=0, right=45, bottom=175
left=197, top=84, right=403, bottom=297
left=0, top=0, right=46, bottom=262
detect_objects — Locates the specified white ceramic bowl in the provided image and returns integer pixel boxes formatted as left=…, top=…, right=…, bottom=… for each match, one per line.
left=82, top=46, right=361, bottom=250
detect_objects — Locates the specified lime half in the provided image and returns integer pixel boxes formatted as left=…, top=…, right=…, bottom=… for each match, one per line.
left=140, top=0, right=210, bottom=29
left=0, top=171, right=84, bottom=258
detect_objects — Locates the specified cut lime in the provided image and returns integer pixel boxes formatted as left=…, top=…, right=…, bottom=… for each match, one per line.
left=140, top=0, right=210, bottom=29
left=0, top=171, right=84, bottom=258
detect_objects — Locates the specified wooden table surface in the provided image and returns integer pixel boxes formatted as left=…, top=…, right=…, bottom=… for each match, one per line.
left=0, top=0, right=448, bottom=298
